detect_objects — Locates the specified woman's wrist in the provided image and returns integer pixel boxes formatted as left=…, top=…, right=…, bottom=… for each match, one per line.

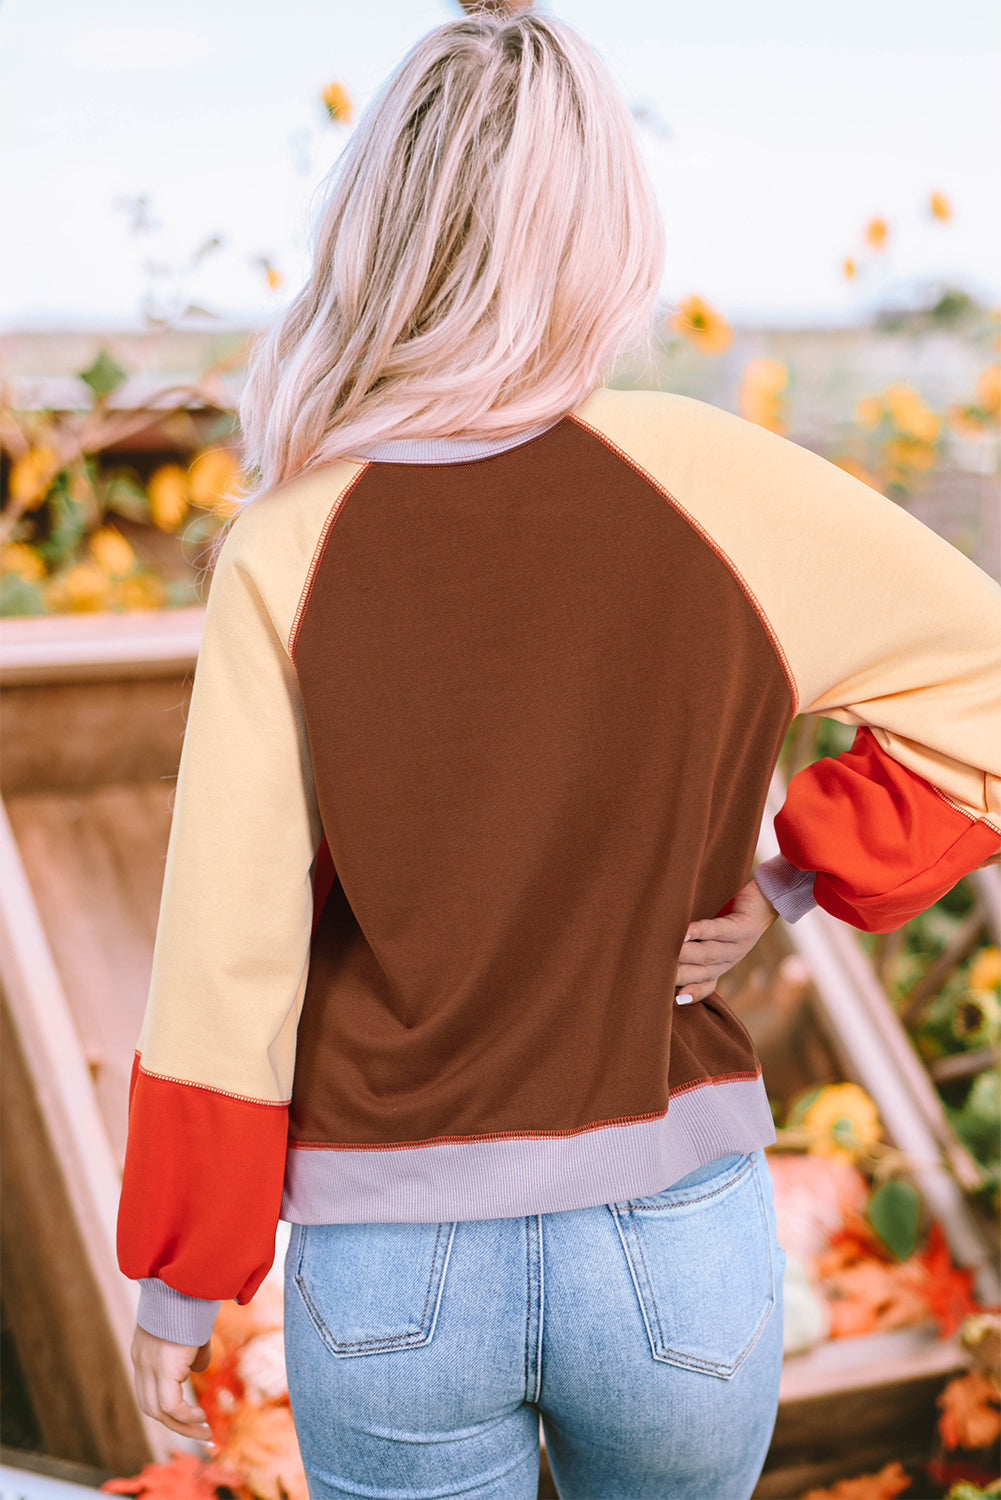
left=753, top=855, right=817, bottom=924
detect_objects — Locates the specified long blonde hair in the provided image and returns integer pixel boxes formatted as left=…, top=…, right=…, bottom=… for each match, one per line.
left=237, top=11, right=666, bottom=498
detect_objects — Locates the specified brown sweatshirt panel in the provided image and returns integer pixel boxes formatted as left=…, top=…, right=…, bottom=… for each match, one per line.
left=289, top=417, right=790, bottom=1144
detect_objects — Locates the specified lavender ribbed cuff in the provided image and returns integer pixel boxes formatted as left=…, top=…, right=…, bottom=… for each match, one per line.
left=137, top=1278, right=222, bottom=1346
left=753, top=854, right=818, bottom=923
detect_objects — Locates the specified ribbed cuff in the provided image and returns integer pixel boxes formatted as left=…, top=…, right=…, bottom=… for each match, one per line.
left=754, top=855, right=817, bottom=924
left=137, top=1278, right=222, bottom=1346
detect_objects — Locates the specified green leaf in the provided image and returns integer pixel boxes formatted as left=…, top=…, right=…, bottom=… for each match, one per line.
left=163, top=575, right=201, bottom=608
left=866, top=1178, right=921, bottom=1260
left=785, top=1084, right=827, bottom=1128
left=948, top=1070, right=1001, bottom=1167
left=0, top=573, right=47, bottom=617
left=104, top=475, right=151, bottom=523
left=37, top=488, right=87, bottom=566
left=79, top=347, right=128, bottom=401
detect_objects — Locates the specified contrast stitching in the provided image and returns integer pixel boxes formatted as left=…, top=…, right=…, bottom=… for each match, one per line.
left=620, top=1153, right=771, bottom=1373
left=287, top=1107, right=672, bottom=1150
left=567, top=414, right=800, bottom=716
left=625, top=1153, right=753, bottom=1210
left=668, top=1067, right=763, bottom=1097
left=533, top=1214, right=544, bottom=1405
left=294, top=1221, right=450, bottom=1351
left=288, top=464, right=371, bottom=664
left=523, top=1216, right=531, bottom=1399
left=931, top=782, right=1001, bottom=837
left=286, top=1073, right=763, bottom=1151
left=133, top=1053, right=289, bottom=1107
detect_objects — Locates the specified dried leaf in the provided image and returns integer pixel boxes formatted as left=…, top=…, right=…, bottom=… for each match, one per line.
left=237, top=1329, right=288, bottom=1403
left=799, top=1459, right=912, bottom=1499
left=215, top=1403, right=307, bottom=1500
left=100, top=1452, right=246, bottom=1500
left=937, top=1370, right=1001, bottom=1452
left=919, top=1222, right=982, bottom=1339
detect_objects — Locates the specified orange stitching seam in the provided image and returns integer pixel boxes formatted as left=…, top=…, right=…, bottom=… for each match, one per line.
left=288, top=463, right=371, bottom=663
left=134, top=1052, right=289, bottom=1108
left=287, top=1069, right=763, bottom=1151
left=931, top=782, right=1001, bottom=837
left=567, top=414, right=800, bottom=716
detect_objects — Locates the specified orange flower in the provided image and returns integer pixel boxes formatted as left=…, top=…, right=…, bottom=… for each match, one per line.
left=1, top=541, right=46, bottom=581
left=110, top=573, right=167, bottom=611
left=799, top=1460, right=912, bottom=1500
left=945, top=401, right=988, bottom=438
left=842, top=256, right=857, bottom=281
left=884, top=436, right=937, bottom=474
left=45, top=561, right=111, bottom=612
left=737, top=357, right=788, bottom=433
left=928, top=190, right=952, bottom=223
left=976, top=363, right=1001, bottom=421
left=864, top=217, right=889, bottom=251
left=321, top=81, right=352, bottom=124
left=265, top=263, right=283, bottom=291
left=89, top=526, right=136, bottom=576
left=8, top=444, right=60, bottom=508
left=187, top=447, right=244, bottom=517
left=883, top=383, right=939, bottom=442
left=668, top=295, right=733, bottom=354
left=855, top=395, right=884, bottom=429
left=148, top=463, right=189, bottom=532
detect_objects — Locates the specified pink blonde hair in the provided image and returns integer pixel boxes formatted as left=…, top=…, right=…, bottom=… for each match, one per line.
left=236, top=11, right=666, bottom=497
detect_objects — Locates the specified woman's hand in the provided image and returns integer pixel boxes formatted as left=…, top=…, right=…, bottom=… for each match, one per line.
left=674, top=877, right=778, bottom=1004
left=130, top=1324, right=214, bottom=1440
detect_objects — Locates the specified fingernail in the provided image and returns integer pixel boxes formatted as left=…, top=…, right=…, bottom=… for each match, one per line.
left=677, top=993, right=694, bottom=1005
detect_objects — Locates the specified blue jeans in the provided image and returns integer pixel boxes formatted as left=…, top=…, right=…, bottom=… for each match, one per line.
left=283, top=1147, right=787, bottom=1499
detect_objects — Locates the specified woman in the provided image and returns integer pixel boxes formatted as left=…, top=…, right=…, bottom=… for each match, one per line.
left=118, top=12, right=1001, bottom=1498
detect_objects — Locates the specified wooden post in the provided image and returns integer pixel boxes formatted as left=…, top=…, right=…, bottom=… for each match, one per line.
left=0, top=610, right=205, bottom=1467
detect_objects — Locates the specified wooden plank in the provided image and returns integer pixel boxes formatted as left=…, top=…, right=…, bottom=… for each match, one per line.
left=0, top=678, right=191, bottom=795
left=5, top=784, right=172, bottom=1162
left=0, top=801, right=176, bottom=1464
left=0, top=608, right=203, bottom=686
left=757, top=1329, right=969, bottom=1496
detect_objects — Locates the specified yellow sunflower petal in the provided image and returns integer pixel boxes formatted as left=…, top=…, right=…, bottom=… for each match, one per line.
left=669, top=295, right=733, bottom=355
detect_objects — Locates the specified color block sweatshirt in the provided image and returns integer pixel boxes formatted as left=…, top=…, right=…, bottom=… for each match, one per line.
left=116, top=386, right=1001, bottom=1346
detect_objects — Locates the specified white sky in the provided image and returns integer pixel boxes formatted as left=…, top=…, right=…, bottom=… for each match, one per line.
left=2, top=0, right=999, bottom=331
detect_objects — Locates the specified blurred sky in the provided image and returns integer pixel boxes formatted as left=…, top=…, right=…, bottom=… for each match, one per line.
left=2, top=0, right=1000, bottom=332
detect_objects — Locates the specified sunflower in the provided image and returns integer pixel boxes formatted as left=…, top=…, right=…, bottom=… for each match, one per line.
left=321, top=81, right=352, bottom=125
left=864, top=217, right=889, bottom=251
left=928, top=191, right=952, bottom=223
left=668, top=295, right=733, bottom=355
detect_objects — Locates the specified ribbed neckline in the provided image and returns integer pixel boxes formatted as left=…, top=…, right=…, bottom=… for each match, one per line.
left=347, top=413, right=567, bottom=465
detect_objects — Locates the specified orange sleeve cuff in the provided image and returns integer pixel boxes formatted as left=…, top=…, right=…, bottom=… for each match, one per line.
left=775, top=727, right=1001, bottom=932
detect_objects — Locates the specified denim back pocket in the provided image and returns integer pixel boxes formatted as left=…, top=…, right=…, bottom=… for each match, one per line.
left=609, top=1151, right=777, bottom=1379
left=292, top=1219, right=457, bottom=1358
